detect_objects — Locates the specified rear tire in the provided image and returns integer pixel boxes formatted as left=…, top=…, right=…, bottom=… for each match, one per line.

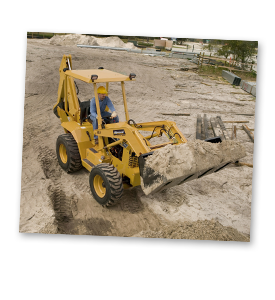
left=89, top=163, right=123, bottom=207
left=56, top=134, right=82, bottom=173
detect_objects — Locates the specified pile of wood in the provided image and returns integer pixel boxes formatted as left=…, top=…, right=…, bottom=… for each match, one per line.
left=196, top=114, right=254, bottom=167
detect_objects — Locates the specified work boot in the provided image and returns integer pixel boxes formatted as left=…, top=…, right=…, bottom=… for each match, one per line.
left=94, top=139, right=98, bottom=145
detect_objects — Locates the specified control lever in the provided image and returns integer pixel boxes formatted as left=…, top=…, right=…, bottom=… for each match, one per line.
left=86, top=131, right=91, bottom=141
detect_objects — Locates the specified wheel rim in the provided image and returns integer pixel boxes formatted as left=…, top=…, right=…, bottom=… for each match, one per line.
left=59, top=144, right=67, bottom=164
left=93, top=175, right=106, bottom=198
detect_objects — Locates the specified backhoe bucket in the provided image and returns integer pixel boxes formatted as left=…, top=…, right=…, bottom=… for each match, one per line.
left=139, top=139, right=246, bottom=195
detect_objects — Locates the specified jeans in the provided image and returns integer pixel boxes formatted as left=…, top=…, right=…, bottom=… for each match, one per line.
left=90, top=111, right=119, bottom=139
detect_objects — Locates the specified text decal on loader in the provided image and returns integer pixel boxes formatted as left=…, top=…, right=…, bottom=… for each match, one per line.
left=113, top=130, right=125, bottom=135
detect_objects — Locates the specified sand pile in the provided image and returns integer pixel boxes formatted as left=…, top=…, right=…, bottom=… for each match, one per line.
left=141, top=140, right=246, bottom=195
left=135, top=219, right=250, bottom=241
left=49, top=34, right=137, bottom=49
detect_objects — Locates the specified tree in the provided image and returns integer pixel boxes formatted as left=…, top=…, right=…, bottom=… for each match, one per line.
left=202, top=39, right=224, bottom=54
left=217, top=43, right=231, bottom=59
left=218, top=40, right=258, bottom=63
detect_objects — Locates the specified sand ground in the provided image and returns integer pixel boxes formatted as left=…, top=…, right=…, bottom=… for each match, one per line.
left=20, top=37, right=255, bottom=241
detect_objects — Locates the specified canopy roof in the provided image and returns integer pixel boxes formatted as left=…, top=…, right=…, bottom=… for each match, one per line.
left=65, top=69, right=135, bottom=83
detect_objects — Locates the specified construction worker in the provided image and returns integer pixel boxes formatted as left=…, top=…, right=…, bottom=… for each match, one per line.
left=90, top=86, right=119, bottom=143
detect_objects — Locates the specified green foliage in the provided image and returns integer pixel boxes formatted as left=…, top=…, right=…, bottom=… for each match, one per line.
left=203, top=44, right=214, bottom=51
left=118, top=35, right=136, bottom=40
left=202, top=40, right=227, bottom=54
left=209, top=39, right=224, bottom=46
left=27, top=32, right=55, bottom=39
left=217, top=44, right=231, bottom=59
left=197, top=65, right=257, bottom=81
left=250, top=69, right=257, bottom=78
left=218, top=40, right=258, bottom=63
left=138, top=42, right=154, bottom=47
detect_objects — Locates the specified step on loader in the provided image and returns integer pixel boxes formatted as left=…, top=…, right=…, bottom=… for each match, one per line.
left=53, top=55, right=246, bottom=207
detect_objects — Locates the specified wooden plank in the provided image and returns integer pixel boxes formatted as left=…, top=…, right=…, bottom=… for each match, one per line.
left=201, top=114, right=205, bottom=140
left=223, top=121, right=249, bottom=123
left=196, top=114, right=202, bottom=140
left=216, top=120, right=225, bottom=140
left=236, top=113, right=254, bottom=116
left=181, top=98, right=245, bottom=106
left=237, top=99, right=256, bottom=102
left=242, top=125, right=254, bottom=142
left=203, top=114, right=209, bottom=139
left=210, top=117, right=216, bottom=137
left=178, top=92, right=212, bottom=94
left=210, top=117, right=224, bottom=139
left=201, top=82, right=212, bottom=86
left=235, top=162, right=253, bottom=168
left=202, top=110, right=254, bottom=116
left=230, top=92, right=249, bottom=95
left=216, top=116, right=230, bottom=140
left=226, top=127, right=252, bottom=131
left=231, top=125, right=237, bottom=140
left=161, top=113, right=190, bottom=116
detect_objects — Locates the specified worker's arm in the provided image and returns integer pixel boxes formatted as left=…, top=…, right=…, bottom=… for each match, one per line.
left=105, top=96, right=116, bottom=113
left=90, top=98, right=97, bottom=118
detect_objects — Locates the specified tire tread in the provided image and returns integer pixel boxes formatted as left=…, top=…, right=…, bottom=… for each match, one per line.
left=56, top=134, right=82, bottom=173
left=90, top=163, right=123, bottom=207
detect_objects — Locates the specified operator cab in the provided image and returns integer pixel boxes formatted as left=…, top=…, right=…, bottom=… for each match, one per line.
left=64, top=64, right=136, bottom=128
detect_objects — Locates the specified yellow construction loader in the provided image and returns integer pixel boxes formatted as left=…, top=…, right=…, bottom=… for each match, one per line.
left=53, top=55, right=245, bottom=207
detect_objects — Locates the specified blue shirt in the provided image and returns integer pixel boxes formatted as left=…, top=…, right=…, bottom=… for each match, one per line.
left=90, top=96, right=116, bottom=118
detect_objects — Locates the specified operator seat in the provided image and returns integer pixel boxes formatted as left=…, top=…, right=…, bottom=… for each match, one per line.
left=79, top=100, right=91, bottom=124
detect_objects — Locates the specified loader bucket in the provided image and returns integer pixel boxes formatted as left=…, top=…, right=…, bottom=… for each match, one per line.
left=139, top=139, right=246, bottom=195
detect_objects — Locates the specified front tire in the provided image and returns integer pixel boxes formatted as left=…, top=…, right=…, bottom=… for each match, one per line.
left=56, top=134, right=82, bottom=173
left=89, top=164, right=123, bottom=207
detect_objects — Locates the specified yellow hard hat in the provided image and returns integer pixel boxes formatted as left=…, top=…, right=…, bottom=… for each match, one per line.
left=97, top=86, right=108, bottom=94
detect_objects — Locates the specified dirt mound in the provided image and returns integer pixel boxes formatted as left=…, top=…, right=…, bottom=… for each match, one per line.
left=135, top=219, right=250, bottom=241
left=49, top=34, right=137, bottom=49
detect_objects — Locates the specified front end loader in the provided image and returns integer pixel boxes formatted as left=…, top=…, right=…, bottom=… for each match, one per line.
left=53, top=55, right=246, bottom=207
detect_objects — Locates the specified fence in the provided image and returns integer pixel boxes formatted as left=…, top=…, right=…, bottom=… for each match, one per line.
left=193, top=52, right=257, bottom=72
